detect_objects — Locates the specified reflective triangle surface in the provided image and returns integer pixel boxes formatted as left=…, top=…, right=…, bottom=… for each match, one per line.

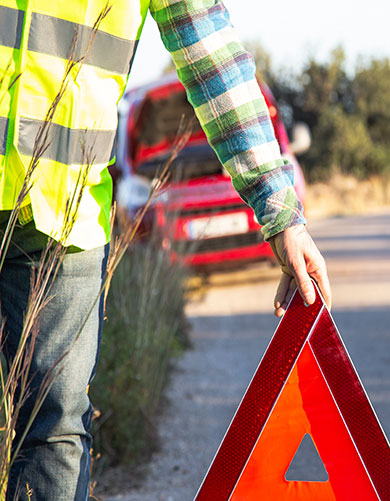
left=195, top=287, right=390, bottom=501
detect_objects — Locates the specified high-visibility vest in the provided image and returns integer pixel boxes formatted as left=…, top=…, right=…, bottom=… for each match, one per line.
left=0, top=0, right=150, bottom=249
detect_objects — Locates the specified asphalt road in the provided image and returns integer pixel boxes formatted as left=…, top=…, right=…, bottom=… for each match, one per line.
left=105, top=211, right=390, bottom=501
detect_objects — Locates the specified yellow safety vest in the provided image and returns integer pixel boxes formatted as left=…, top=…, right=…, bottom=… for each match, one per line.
left=0, top=0, right=150, bottom=249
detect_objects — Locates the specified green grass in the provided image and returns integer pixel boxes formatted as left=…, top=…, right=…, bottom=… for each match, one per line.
left=90, top=238, right=189, bottom=467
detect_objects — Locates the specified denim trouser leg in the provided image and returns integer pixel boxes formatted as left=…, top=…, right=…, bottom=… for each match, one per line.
left=0, top=220, right=108, bottom=500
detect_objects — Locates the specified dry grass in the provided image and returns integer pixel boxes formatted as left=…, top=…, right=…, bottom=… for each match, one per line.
left=0, top=4, right=136, bottom=497
left=90, top=232, right=189, bottom=471
left=0, top=130, right=191, bottom=500
left=0, top=118, right=99, bottom=499
left=305, top=173, right=390, bottom=220
left=1, top=52, right=192, bottom=501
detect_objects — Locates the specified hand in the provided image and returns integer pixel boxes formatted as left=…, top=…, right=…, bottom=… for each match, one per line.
left=268, top=224, right=331, bottom=317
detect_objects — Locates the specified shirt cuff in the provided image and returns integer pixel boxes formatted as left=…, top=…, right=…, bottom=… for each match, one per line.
left=232, top=160, right=306, bottom=241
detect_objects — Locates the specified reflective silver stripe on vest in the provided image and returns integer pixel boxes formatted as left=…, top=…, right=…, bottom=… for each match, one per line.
left=0, top=6, right=24, bottom=50
left=0, top=117, right=9, bottom=156
left=28, top=12, right=136, bottom=74
left=18, top=117, right=116, bottom=165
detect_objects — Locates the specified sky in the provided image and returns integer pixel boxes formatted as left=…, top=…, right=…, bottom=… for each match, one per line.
left=128, top=0, right=390, bottom=89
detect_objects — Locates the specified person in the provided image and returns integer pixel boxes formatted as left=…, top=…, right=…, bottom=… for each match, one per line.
left=0, top=0, right=331, bottom=498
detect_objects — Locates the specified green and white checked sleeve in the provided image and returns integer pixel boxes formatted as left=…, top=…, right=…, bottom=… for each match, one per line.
left=149, top=0, right=306, bottom=240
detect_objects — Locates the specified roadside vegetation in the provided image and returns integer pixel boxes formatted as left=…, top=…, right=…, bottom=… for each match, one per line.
left=89, top=120, right=193, bottom=482
left=90, top=222, right=189, bottom=470
left=250, top=45, right=390, bottom=181
left=0, top=9, right=191, bottom=495
left=247, top=44, right=390, bottom=215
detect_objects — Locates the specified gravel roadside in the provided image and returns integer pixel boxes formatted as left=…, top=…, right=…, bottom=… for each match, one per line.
left=100, top=212, right=390, bottom=501
left=100, top=267, right=280, bottom=501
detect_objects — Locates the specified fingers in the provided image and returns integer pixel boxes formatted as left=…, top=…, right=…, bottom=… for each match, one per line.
left=308, top=262, right=332, bottom=310
left=270, top=225, right=332, bottom=315
left=274, top=273, right=295, bottom=317
left=290, top=254, right=316, bottom=306
left=274, top=272, right=290, bottom=309
left=275, top=259, right=332, bottom=317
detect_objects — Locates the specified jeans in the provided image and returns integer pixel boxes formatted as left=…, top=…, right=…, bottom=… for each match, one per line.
left=0, top=215, right=108, bottom=500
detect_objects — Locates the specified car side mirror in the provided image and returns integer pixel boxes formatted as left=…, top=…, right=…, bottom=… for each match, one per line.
left=289, top=122, right=311, bottom=156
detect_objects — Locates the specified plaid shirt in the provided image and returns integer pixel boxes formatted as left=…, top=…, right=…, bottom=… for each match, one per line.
left=149, top=0, right=305, bottom=240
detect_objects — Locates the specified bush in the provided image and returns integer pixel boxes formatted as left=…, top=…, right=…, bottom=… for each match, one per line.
left=90, top=239, right=189, bottom=466
left=304, top=109, right=373, bottom=181
left=250, top=43, right=390, bottom=183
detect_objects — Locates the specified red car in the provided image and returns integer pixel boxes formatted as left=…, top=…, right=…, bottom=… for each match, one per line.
left=116, top=73, right=308, bottom=269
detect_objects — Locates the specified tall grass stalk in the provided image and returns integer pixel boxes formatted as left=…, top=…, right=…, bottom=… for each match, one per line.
left=0, top=120, right=191, bottom=498
left=0, top=4, right=121, bottom=496
left=103, top=115, right=194, bottom=302
left=0, top=138, right=102, bottom=495
left=0, top=4, right=192, bottom=496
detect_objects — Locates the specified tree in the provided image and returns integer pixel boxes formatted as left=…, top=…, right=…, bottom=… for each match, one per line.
left=353, top=58, right=390, bottom=176
left=162, top=41, right=390, bottom=181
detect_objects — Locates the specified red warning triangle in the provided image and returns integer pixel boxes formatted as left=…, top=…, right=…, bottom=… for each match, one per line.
left=194, top=286, right=390, bottom=501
